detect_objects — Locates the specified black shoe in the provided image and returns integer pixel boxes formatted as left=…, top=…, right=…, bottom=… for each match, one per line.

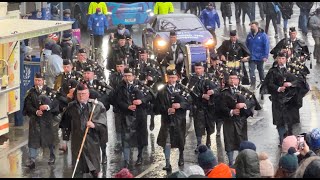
left=162, top=164, right=172, bottom=171
left=48, top=155, right=55, bottom=165
left=135, top=156, right=142, bottom=166
left=26, top=161, right=35, bottom=169
left=123, top=160, right=129, bottom=168
left=101, top=154, right=107, bottom=164
left=178, top=157, right=184, bottom=166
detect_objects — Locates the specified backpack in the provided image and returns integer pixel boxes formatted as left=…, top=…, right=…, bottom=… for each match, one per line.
left=307, top=11, right=317, bottom=30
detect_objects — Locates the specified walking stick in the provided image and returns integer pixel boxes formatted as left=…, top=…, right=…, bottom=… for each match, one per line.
left=72, top=99, right=99, bottom=178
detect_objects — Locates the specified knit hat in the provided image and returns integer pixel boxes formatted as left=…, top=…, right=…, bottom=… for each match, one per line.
left=207, top=163, right=235, bottom=178
left=114, top=168, right=134, bottom=178
left=258, top=152, right=274, bottom=177
left=239, top=141, right=256, bottom=152
left=197, top=145, right=218, bottom=170
left=184, top=165, right=205, bottom=177
left=279, top=147, right=299, bottom=173
left=167, top=171, right=188, bottom=178
left=281, top=135, right=298, bottom=153
left=310, top=128, right=320, bottom=150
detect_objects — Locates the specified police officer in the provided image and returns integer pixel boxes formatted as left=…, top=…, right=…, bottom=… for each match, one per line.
left=270, top=27, right=310, bottom=59
left=187, top=62, right=220, bottom=152
left=116, top=67, right=152, bottom=168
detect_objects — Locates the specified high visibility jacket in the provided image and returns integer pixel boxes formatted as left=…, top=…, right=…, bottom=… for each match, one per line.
left=88, top=2, right=108, bottom=15
left=154, top=2, right=174, bottom=15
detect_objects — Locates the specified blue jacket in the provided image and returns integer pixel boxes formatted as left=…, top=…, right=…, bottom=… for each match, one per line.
left=200, top=8, right=220, bottom=30
left=246, top=28, right=269, bottom=61
left=63, top=16, right=79, bottom=29
left=88, top=13, right=109, bottom=36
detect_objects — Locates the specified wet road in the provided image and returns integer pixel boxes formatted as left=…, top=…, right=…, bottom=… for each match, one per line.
left=1, top=2, right=320, bottom=178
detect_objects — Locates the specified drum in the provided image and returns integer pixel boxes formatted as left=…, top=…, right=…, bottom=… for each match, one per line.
left=226, top=60, right=241, bottom=71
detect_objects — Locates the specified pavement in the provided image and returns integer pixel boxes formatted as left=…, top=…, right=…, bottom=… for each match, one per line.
left=0, top=2, right=320, bottom=178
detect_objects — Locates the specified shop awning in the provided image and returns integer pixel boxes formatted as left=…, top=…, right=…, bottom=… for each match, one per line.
left=0, top=19, right=73, bottom=44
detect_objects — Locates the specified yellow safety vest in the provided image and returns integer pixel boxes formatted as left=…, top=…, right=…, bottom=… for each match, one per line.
left=87, top=2, right=108, bottom=15
left=154, top=2, right=174, bottom=15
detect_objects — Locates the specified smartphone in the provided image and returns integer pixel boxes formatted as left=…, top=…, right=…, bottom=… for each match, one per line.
left=297, top=135, right=305, bottom=150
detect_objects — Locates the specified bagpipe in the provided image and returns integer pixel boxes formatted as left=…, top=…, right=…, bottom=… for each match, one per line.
left=285, top=40, right=312, bottom=70
left=232, top=85, right=262, bottom=116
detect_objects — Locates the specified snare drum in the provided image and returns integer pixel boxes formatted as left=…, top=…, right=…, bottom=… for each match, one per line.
left=226, top=60, right=241, bottom=71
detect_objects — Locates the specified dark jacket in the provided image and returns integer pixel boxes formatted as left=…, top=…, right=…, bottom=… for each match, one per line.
left=24, top=86, right=60, bottom=149
left=218, top=86, right=261, bottom=151
left=295, top=156, right=320, bottom=178
left=264, top=2, right=278, bottom=17
left=263, top=63, right=301, bottom=126
left=220, top=2, right=232, bottom=18
left=234, top=149, right=261, bottom=178
left=60, top=99, right=108, bottom=174
left=278, top=2, right=293, bottom=19
left=116, top=80, right=152, bottom=147
left=155, top=83, right=189, bottom=149
left=296, top=2, right=314, bottom=11
left=187, top=73, right=220, bottom=137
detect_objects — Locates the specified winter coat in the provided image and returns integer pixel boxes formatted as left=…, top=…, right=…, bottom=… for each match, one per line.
left=200, top=8, right=220, bottom=30
left=278, top=2, right=293, bottom=19
left=24, top=86, right=60, bottom=149
left=294, top=156, right=320, bottom=178
left=87, top=13, right=109, bottom=36
left=239, top=2, right=251, bottom=13
left=309, top=14, right=320, bottom=38
left=60, top=99, right=108, bottom=174
left=218, top=86, right=261, bottom=151
left=116, top=80, right=152, bottom=148
left=155, top=83, right=188, bottom=149
left=263, top=64, right=301, bottom=126
left=296, top=2, right=314, bottom=11
left=154, top=2, right=174, bottom=15
left=234, top=149, right=261, bottom=178
left=264, top=2, right=278, bottom=17
left=188, top=73, right=220, bottom=137
left=87, top=2, right=108, bottom=15
left=220, top=2, right=232, bottom=18
left=46, top=54, right=64, bottom=89
left=246, top=28, right=269, bottom=61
